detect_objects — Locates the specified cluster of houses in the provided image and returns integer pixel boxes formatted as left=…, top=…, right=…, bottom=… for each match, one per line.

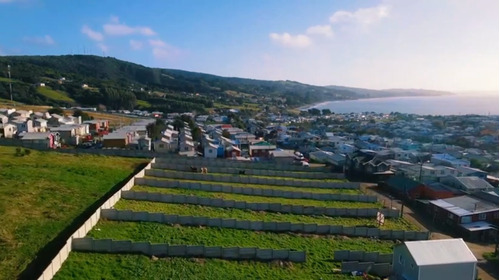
left=0, top=108, right=109, bottom=149
left=307, top=142, right=498, bottom=241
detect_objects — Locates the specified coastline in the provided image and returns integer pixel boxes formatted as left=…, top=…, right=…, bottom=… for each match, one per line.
left=294, top=94, right=499, bottom=115
left=296, top=94, right=449, bottom=111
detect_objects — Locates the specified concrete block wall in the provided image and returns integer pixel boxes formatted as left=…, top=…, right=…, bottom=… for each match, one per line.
left=36, top=158, right=156, bottom=280
left=334, top=250, right=394, bottom=263
left=72, top=238, right=306, bottom=263
left=101, top=209, right=430, bottom=241
left=135, top=177, right=375, bottom=203
left=121, top=191, right=399, bottom=218
left=145, top=169, right=359, bottom=189
left=152, top=162, right=343, bottom=179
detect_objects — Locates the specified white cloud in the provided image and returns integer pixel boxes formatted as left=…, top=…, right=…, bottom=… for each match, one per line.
left=269, top=33, right=312, bottom=48
left=306, top=25, right=333, bottom=38
left=130, top=40, right=143, bottom=50
left=330, top=5, right=390, bottom=25
left=81, top=25, right=103, bottom=41
left=148, top=39, right=181, bottom=60
left=23, top=35, right=55, bottom=46
left=97, top=43, right=109, bottom=53
left=149, top=39, right=167, bottom=48
left=103, top=17, right=156, bottom=36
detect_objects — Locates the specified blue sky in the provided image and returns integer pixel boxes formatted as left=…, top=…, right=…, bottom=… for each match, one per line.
left=0, top=0, right=498, bottom=92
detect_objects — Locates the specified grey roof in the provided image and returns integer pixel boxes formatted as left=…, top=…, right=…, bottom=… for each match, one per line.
left=430, top=195, right=499, bottom=216
left=455, top=176, right=494, bottom=191
left=404, top=239, right=476, bottom=266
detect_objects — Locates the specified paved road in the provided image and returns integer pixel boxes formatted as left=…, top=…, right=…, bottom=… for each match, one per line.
left=361, top=183, right=498, bottom=280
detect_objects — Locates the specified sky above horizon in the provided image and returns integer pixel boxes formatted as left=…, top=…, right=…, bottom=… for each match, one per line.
left=0, top=0, right=498, bottom=92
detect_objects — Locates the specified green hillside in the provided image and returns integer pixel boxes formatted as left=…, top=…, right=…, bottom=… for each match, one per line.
left=0, top=55, right=360, bottom=113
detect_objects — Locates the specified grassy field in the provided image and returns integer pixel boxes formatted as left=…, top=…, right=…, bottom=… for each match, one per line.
left=37, top=86, right=75, bottom=103
left=157, top=169, right=346, bottom=183
left=54, top=220, right=395, bottom=280
left=142, top=177, right=362, bottom=194
left=0, top=146, right=146, bottom=279
left=136, top=100, right=152, bottom=108
left=54, top=252, right=360, bottom=280
left=115, top=200, right=417, bottom=230
left=131, top=186, right=379, bottom=209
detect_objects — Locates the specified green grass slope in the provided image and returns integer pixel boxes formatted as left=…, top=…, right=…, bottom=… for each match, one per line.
left=0, top=146, right=146, bottom=279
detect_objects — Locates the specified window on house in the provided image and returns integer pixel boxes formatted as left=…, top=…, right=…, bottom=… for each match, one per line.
left=461, top=216, right=472, bottom=224
left=479, top=213, right=487, bottom=220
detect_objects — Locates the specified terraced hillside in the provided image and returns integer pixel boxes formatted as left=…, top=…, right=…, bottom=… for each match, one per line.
left=54, top=157, right=425, bottom=279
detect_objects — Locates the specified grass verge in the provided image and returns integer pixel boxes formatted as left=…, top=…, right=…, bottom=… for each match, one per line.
left=131, top=185, right=379, bottom=209
left=142, top=177, right=361, bottom=194
left=0, top=146, right=146, bottom=279
left=54, top=220, right=395, bottom=279
left=115, top=200, right=418, bottom=230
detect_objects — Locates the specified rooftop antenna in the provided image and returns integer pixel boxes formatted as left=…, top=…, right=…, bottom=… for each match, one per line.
left=7, top=64, right=13, bottom=107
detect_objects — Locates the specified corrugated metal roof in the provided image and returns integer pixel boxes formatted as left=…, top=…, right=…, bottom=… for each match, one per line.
left=405, top=239, right=477, bottom=266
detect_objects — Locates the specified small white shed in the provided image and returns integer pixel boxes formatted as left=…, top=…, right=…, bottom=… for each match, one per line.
left=391, top=238, right=477, bottom=280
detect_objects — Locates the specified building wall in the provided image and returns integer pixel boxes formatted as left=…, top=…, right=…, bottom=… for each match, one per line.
left=103, top=138, right=127, bottom=148
left=204, top=147, right=217, bottom=158
left=392, top=245, right=419, bottom=280
left=420, top=262, right=476, bottom=280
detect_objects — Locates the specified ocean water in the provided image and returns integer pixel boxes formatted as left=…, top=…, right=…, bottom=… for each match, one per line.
left=309, top=94, right=499, bottom=116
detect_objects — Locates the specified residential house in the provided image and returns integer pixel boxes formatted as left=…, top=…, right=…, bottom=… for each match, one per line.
left=225, top=145, right=241, bottom=158
left=10, top=119, right=34, bottom=134
left=83, top=119, right=110, bottom=135
left=249, top=141, right=276, bottom=158
left=335, top=143, right=356, bottom=154
left=455, top=166, right=488, bottom=179
left=431, top=153, right=470, bottom=168
left=204, top=142, right=218, bottom=158
left=33, top=119, right=48, bottom=132
left=102, top=132, right=130, bottom=148
left=10, top=110, right=32, bottom=119
left=50, top=124, right=89, bottom=146
left=269, top=149, right=296, bottom=164
left=20, top=132, right=60, bottom=149
left=391, top=239, right=477, bottom=280
left=345, top=150, right=392, bottom=180
left=0, top=123, right=16, bottom=138
left=0, top=113, right=8, bottom=124
left=429, top=194, right=498, bottom=241
left=440, top=176, right=494, bottom=193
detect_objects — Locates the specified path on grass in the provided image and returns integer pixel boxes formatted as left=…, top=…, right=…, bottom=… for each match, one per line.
left=361, top=183, right=498, bottom=280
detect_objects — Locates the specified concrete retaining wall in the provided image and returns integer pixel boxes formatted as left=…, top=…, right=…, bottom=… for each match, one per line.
left=145, top=169, right=359, bottom=189
left=155, top=156, right=330, bottom=173
left=72, top=238, right=306, bottom=262
left=36, top=159, right=156, bottom=280
left=121, top=191, right=400, bottom=218
left=135, top=178, right=375, bottom=202
left=101, top=209, right=430, bottom=241
left=341, top=261, right=392, bottom=277
left=152, top=162, right=342, bottom=179
left=334, top=250, right=394, bottom=263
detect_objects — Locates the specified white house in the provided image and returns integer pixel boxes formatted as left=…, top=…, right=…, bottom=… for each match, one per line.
left=391, top=239, right=477, bottom=280
left=0, top=123, right=17, bottom=138
left=204, top=142, right=218, bottom=158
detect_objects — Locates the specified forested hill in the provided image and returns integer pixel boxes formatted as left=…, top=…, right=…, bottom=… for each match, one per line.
left=0, top=55, right=361, bottom=113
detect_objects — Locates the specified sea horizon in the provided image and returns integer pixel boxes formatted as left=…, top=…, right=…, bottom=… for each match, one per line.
left=304, top=94, right=499, bottom=116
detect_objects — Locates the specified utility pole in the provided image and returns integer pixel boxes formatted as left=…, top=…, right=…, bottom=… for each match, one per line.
left=7, top=64, right=13, bottom=106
